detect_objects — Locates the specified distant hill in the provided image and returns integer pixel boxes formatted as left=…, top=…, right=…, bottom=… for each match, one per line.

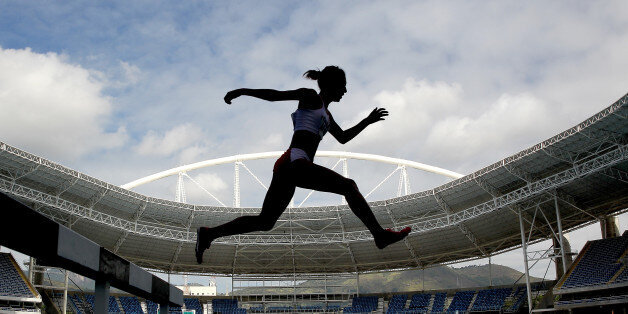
left=350, top=264, right=542, bottom=294
left=235, top=264, right=543, bottom=295
left=31, top=261, right=543, bottom=295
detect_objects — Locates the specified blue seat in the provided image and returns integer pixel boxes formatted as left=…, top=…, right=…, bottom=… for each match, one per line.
left=184, top=298, right=203, bottom=314
left=446, top=290, right=475, bottom=313
left=470, top=288, right=512, bottom=311
left=387, top=294, right=408, bottom=313
left=119, top=296, right=144, bottom=313
left=343, top=296, right=378, bottom=313
left=0, top=253, right=35, bottom=298
left=430, top=293, right=446, bottom=313
left=562, top=235, right=628, bottom=289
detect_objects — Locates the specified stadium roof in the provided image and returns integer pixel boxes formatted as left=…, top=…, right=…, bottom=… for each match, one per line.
left=0, top=93, right=627, bottom=275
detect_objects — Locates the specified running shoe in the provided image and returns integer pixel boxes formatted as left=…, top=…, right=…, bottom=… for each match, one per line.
left=375, top=227, right=411, bottom=249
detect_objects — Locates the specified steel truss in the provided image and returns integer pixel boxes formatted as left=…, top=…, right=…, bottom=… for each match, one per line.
left=517, top=194, right=575, bottom=313
left=1, top=142, right=624, bottom=246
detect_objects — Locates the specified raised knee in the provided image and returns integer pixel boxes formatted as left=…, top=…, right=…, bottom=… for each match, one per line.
left=343, top=178, right=359, bottom=194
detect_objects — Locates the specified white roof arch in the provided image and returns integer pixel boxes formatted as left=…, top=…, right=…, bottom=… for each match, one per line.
left=120, top=151, right=464, bottom=190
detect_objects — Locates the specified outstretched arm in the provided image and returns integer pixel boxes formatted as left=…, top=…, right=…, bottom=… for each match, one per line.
left=224, top=88, right=313, bottom=104
left=329, top=107, right=388, bottom=144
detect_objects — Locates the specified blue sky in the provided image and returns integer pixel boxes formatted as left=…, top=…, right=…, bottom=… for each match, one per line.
left=1, top=1, right=628, bottom=293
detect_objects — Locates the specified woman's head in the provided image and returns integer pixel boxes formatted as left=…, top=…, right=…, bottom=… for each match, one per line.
left=304, top=66, right=347, bottom=102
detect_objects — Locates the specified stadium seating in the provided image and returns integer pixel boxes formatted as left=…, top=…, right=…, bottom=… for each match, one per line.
left=343, top=296, right=378, bottom=313
left=266, top=306, right=292, bottom=312
left=50, top=292, right=66, bottom=313
left=119, top=295, right=144, bottom=313
left=614, top=267, right=628, bottom=283
left=169, top=304, right=183, bottom=313
left=296, top=305, right=323, bottom=312
left=81, top=294, right=122, bottom=313
left=109, top=295, right=121, bottom=312
left=147, top=299, right=159, bottom=314
left=84, top=294, right=95, bottom=312
left=446, top=290, right=475, bottom=313
left=470, top=288, right=512, bottom=311
left=561, top=234, right=628, bottom=289
left=184, top=297, right=203, bottom=313
left=430, top=293, right=446, bottom=313
left=68, top=294, right=84, bottom=314
left=408, top=293, right=430, bottom=311
left=212, top=298, right=246, bottom=313
left=326, top=304, right=341, bottom=312
left=0, top=253, right=35, bottom=298
left=386, top=294, right=407, bottom=313
left=504, top=287, right=526, bottom=313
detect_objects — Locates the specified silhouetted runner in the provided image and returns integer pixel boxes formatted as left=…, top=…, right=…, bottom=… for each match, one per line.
left=196, top=66, right=411, bottom=264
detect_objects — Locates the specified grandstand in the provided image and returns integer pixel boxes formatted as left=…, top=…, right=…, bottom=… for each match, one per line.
left=469, top=287, right=511, bottom=312
left=0, top=253, right=41, bottom=313
left=119, top=295, right=144, bottom=313
left=30, top=286, right=545, bottom=313
left=0, top=92, right=626, bottom=313
left=553, top=232, right=628, bottom=311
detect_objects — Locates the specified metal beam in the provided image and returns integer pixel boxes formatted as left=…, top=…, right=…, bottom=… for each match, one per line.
left=383, top=201, right=423, bottom=267
left=518, top=210, right=533, bottom=313
left=434, top=192, right=486, bottom=256
left=600, top=166, right=628, bottom=184
left=0, top=143, right=624, bottom=245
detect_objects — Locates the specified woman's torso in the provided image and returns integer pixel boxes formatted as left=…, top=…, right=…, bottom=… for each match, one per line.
left=289, top=94, right=330, bottom=161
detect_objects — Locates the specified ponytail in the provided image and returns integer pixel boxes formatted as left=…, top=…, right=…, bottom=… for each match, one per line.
left=303, top=69, right=321, bottom=80
left=303, top=66, right=345, bottom=90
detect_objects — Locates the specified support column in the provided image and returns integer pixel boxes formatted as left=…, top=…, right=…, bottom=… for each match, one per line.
left=324, top=275, right=328, bottom=311
left=489, top=256, right=493, bottom=287
left=63, top=270, right=69, bottom=314
left=553, top=235, right=573, bottom=279
left=94, top=279, right=110, bottom=314
left=293, top=274, right=296, bottom=308
left=422, top=268, right=425, bottom=291
left=518, top=210, right=533, bottom=313
left=33, top=259, right=43, bottom=287
left=600, top=215, right=620, bottom=239
left=28, top=257, right=34, bottom=282
left=356, top=273, right=360, bottom=297
left=554, top=196, right=567, bottom=275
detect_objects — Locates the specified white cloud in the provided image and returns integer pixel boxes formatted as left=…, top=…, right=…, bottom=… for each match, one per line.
left=425, top=93, right=552, bottom=162
left=372, top=78, right=463, bottom=138
left=185, top=172, right=229, bottom=205
left=0, top=47, right=127, bottom=160
left=120, top=61, right=141, bottom=85
left=135, top=123, right=205, bottom=157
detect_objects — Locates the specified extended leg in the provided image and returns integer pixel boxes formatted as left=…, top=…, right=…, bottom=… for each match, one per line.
left=195, top=172, right=295, bottom=264
left=290, top=160, right=410, bottom=248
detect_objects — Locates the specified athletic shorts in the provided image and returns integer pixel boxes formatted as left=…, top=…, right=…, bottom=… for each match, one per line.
left=273, top=148, right=311, bottom=172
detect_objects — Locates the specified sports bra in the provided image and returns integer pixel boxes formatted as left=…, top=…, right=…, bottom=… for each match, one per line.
left=291, top=97, right=330, bottom=139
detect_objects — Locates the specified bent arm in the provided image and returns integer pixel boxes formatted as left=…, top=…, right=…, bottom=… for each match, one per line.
left=329, top=108, right=388, bottom=144
left=225, top=88, right=313, bottom=104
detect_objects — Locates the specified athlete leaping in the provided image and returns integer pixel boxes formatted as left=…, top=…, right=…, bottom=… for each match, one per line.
left=195, top=66, right=411, bottom=264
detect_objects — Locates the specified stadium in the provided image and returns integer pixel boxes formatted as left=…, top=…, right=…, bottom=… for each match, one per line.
left=1, top=86, right=627, bottom=314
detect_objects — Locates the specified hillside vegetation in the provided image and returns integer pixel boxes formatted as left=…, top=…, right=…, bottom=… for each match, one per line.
left=235, top=264, right=543, bottom=295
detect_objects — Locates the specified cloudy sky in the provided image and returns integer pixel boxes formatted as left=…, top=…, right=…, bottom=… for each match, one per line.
left=1, top=1, right=628, bottom=292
